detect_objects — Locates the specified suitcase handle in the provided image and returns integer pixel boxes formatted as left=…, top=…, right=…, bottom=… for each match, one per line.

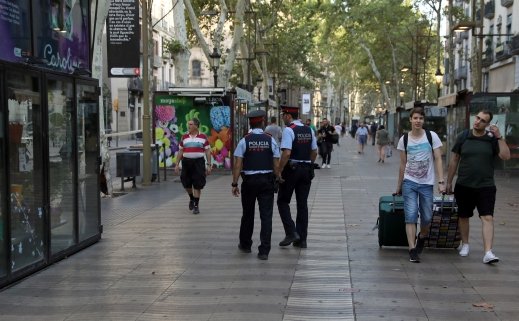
left=436, top=192, right=457, bottom=211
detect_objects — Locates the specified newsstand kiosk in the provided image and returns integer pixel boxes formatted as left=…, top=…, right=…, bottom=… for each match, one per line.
left=0, top=1, right=101, bottom=289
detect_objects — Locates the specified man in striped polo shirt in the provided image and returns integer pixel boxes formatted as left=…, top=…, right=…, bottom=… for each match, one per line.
left=174, top=118, right=212, bottom=214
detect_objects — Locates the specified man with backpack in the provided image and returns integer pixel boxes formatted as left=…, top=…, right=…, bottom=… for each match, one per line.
left=446, top=110, right=510, bottom=264
left=395, top=107, right=445, bottom=263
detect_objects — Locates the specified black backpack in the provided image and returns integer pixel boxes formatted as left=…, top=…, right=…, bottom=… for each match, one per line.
left=403, top=130, right=433, bottom=155
left=456, top=129, right=498, bottom=155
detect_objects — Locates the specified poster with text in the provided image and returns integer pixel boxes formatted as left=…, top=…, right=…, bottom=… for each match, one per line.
left=0, top=0, right=31, bottom=63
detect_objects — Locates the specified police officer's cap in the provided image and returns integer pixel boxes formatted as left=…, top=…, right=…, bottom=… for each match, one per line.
left=281, top=106, right=299, bottom=116
left=246, top=109, right=266, bottom=124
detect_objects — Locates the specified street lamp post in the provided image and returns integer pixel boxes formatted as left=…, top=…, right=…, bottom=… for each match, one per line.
left=209, top=47, right=221, bottom=88
left=256, top=77, right=263, bottom=101
left=435, top=68, right=443, bottom=101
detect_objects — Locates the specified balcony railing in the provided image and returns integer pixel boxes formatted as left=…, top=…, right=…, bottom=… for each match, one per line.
left=501, top=0, right=513, bottom=7
left=495, top=41, right=512, bottom=61
left=481, top=50, right=494, bottom=67
left=511, top=35, right=519, bottom=54
left=484, top=0, right=495, bottom=20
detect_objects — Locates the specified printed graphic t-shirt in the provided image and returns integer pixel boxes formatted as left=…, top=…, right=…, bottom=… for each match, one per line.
left=397, top=131, right=442, bottom=185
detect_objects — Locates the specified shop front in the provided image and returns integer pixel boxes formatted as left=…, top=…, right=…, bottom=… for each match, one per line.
left=440, top=92, right=519, bottom=170
left=1, top=0, right=101, bottom=289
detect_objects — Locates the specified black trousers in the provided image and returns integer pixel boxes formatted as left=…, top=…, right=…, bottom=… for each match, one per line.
left=239, top=174, right=275, bottom=255
left=277, top=165, right=313, bottom=242
left=319, top=142, right=333, bottom=164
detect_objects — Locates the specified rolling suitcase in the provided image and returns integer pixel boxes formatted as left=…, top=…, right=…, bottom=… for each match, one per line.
left=377, top=195, right=408, bottom=247
left=424, top=195, right=461, bottom=248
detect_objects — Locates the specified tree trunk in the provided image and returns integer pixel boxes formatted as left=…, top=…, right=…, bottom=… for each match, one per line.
left=359, top=41, right=391, bottom=110
left=184, top=0, right=246, bottom=88
left=173, top=0, right=189, bottom=86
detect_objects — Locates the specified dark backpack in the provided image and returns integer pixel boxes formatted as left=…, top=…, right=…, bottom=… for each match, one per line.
left=456, top=129, right=498, bottom=155
left=403, top=130, right=433, bottom=155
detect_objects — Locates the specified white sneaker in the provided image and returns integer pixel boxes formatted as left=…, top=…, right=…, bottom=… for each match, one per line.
left=459, top=244, right=470, bottom=257
left=327, top=164, right=331, bottom=168
left=483, top=250, right=499, bottom=264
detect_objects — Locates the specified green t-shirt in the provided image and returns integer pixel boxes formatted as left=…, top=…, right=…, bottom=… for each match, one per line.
left=452, top=131, right=498, bottom=188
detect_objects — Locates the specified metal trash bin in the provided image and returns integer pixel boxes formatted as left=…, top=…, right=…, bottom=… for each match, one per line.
left=128, top=145, right=158, bottom=183
left=116, top=151, right=140, bottom=190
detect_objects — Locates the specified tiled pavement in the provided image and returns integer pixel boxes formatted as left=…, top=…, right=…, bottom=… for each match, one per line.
left=0, top=136, right=518, bottom=320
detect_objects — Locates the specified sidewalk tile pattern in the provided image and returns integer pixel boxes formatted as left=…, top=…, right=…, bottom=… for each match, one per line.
left=0, top=137, right=517, bottom=321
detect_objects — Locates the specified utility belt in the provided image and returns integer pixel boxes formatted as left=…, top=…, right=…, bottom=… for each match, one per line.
left=241, top=172, right=274, bottom=180
left=288, top=160, right=313, bottom=168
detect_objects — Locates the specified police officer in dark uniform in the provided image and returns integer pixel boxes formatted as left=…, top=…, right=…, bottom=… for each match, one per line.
left=232, top=110, right=280, bottom=260
left=277, top=106, right=318, bottom=249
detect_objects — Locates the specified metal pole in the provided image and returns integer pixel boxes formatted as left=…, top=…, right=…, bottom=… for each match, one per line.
left=213, top=67, right=218, bottom=88
left=476, top=0, right=484, bottom=93
left=142, top=0, right=151, bottom=185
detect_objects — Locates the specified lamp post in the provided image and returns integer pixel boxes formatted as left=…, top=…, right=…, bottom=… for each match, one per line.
left=435, top=68, right=443, bottom=101
left=256, top=77, right=263, bottom=101
left=209, top=47, right=221, bottom=88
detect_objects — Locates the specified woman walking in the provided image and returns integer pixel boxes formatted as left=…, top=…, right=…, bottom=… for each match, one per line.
left=376, top=125, right=390, bottom=163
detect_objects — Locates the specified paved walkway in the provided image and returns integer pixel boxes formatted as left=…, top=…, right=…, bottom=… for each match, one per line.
left=0, top=136, right=518, bottom=320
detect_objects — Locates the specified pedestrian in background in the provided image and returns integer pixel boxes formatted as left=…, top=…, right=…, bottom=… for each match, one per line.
left=395, top=107, right=445, bottom=263
left=355, top=122, right=369, bottom=154
left=264, top=116, right=283, bottom=145
left=232, top=110, right=280, bottom=260
left=277, top=106, right=318, bottom=249
left=370, top=122, right=378, bottom=146
left=334, top=123, right=343, bottom=146
left=174, top=118, right=212, bottom=214
left=317, top=118, right=335, bottom=168
left=305, top=118, right=317, bottom=135
left=446, top=110, right=510, bottom=264
left=376, top=125, right=390, bottom=163
left=349, top=122, right=358, bottom=139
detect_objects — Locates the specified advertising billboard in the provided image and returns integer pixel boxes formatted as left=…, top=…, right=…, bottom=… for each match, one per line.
left=0, top=0, right=32, bottom=63
left=0, top=0, right=91, bottom=72
left=106, top=0, right=140, bottom=77
left=153, top=94, right=233, bottom=170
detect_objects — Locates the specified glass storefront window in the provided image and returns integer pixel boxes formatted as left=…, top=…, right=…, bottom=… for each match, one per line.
left=47, top=78, right=75, bottom=254
left=470, top=94, right=519, bottom=169
left=77, top=84, right=99, bottom=241
left=7, top=71, right=44, bottom=271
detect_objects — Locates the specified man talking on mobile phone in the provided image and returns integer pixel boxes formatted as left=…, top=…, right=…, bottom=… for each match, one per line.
left=446, top=109, right=510, bottom=264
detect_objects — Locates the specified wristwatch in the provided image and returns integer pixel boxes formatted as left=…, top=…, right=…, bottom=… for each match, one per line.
left=231, top=182, right=238, bottom=187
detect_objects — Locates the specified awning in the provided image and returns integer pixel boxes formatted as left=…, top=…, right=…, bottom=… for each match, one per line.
left=438, top=93, right=457, bottom=107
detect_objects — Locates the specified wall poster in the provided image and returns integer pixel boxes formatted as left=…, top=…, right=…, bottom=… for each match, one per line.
left=153, top=94, right=232, bottom=170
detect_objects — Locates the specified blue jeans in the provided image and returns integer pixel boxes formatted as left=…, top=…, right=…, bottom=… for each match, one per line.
left=402, top=179, right=433, bottom=225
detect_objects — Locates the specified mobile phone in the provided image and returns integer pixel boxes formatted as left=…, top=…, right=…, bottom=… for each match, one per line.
left=486, top=120, right=498, bottom=137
